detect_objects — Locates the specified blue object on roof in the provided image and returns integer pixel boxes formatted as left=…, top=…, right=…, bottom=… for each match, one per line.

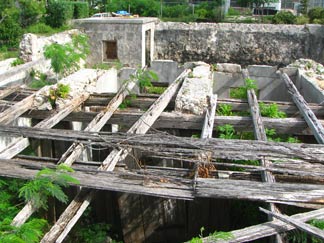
left=116, top=10, right=130, bottom=16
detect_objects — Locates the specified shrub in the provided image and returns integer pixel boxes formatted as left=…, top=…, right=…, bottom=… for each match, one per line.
left=295, top=15, right=309, bottom=24
left=73, top=2, right=89, bottom=19
left=227, top=7, right=240, bottom=16
left=18, top=0, right=45, bottom=28
left=0, top=17, right=23, bottom=47
left=26, top=22, right=54, bottom=34
left=308, top=7, right=324, bottom=22
left=272, top=11, right=296, bottom=24
left=11, top=58, right=24, bottom=66
left=45, top=0, right=74, bottom=28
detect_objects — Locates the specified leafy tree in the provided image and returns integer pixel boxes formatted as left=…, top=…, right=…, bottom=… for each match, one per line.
left=308, top=7, right=324, bottom=23
left=45, top=0, right=74, bottom=28
left=0, top=7, right=23, bottom=47
left=18, top=0, right=45, bottom=28
left=300, top=0, right=309, bottom=15
left=19, top=164, right=80, bottom=210
left=272, top=11, right=296, bottom=24
left=44, top=34, right=90, bottom=80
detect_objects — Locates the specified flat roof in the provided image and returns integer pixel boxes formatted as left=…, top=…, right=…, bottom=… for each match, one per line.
left=75, top=17, right=158, bottom=25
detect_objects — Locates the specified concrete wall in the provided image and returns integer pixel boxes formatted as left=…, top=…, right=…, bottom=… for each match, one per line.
left=213, top=64, right=295, bottom=101
left=155, top=23, right=324, bottom=66
left=75, top=18, right=157, bottom=68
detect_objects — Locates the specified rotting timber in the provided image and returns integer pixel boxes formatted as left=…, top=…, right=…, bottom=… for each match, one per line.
left=1, top=69, right=324, bottom=242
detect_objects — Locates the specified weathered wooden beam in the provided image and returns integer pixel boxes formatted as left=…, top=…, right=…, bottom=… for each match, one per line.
left=1, top=125, right=324, bottom=163
left=280, top=72, right=324, bottom=143
left=0, top=92, right=36, bottom=125
left=40, top=69, right=190, bottom=243
left=260, top=207, right=324, bottom=241
left=245, top=70, right=282, bottom=243
left=196, top=178, right=324, bottom=205
left=10, top=77, right=136, bottom=226
left=0, top=85, right=20, bottom=100
left=21, top=109, right=315, bottom=135
left=201, top=208, right=324, bottom=243
left=0, top=94, right=90, bottom=160
left=201, top=95, right=217, bottom=139
left=1, top=158, right=324, bottom=206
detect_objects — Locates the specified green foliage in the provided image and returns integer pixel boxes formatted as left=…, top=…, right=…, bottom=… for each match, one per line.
left=300, top=0, right=309, bottom=15
left=72, top=2, right=89, bottom=19
left=72, top=223, right=111, bottom=243
left=266, top=128, right=300, bottom=143
left=230, top=78, right=257, bottom=99
left=25, top=23, right=54, bottom=34
left=217, top=124, right=238, bottom=139
left=259, top=102, right=286, bottom=118
left=107, top=0, right=160, bottom=17
left=48, top=83, right=70, bottom=108
left=145, top=86, right=166, bottom=94
left=19, top=164, right=79, bottom=210
left=18, top=0, right=45, bottom=28
left=45, top=0, right=74, bottom=28
left=308, top=7, right=324, bottom=23
left=227, top=7, right=241, bottom=16
left=295, top=15, right=309, bottom=24
left=131, top=69, right=159, bottom=92
left=272, top=11, right=296, bottom=24
left=92, top=61, right=123, bottom=70
left=10, top=58, right=24, bottom=67
left=28, top=70, right=51, bottom=89
left=44, top=34, right=89, bottom=79
left=216, top=104, right=233, bottom=116
left=190, top=226, right=233, bottom=242
left=0, top=8, right=23, bottom=47
left=0, top=218, right=47, bottom=243
left=0, top=48, right=18, bottom=61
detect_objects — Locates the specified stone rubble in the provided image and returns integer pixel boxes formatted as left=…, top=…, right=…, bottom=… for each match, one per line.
left=19, top=29, right=81, bottom=63
left=175, top=62, right=213, bottom=115
left=288, top=59, right=324, bottom=90
left=33, top=69, right=106, bottom=110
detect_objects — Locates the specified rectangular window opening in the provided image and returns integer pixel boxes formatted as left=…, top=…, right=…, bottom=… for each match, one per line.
left=103, top=40, right=118, bottom=61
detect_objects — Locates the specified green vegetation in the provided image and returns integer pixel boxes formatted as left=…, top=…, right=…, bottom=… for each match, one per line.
left=272, top=11, right=296, bottom=24
left=217, top=104, right=233, bottom=116
left=0, top=218, right=48, bottom=243
left=0, top=165, right=79, bottom=243
left=308, top=7, right=324, bottom=24
left=217, top=124, right=238, bottom=139
left=230, top=78, right=257, bottom=99
left=48, top=83, right=70, bottom=108
left=44, top=34, right=89, bottom=80
left=28, top=70, right=52, bottom=89
left=92, top=61, right=123, bottom=70
left=190, top=227, right=233, bottom=243
left=145, top=86, right=166, bottom=94
left=10, top=58, right=24, bottom=67
left=259, top=102, right=286, bottom=118
left=19, top=164, right=79, bottom=210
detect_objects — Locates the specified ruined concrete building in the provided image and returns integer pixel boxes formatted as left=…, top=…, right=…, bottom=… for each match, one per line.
left=0, top=17, right=324, bottom=243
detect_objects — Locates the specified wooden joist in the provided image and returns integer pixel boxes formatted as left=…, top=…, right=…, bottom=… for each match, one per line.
left=20, top=109, right=316, bottom=135
left=0, top=158, right=323, bottom=206
left=260, top=207, right=324, bottom=241
left=0, top=85, right=20, bottom=100
left=0, top=94, right=90, bottom=160
left=0, top=92, right=36, bottom=125
left=201, top=208, right=324, bottom=243
left=245, top=70, right=282, bottom=243
left=280, top=72, right=324, bottom=143
left=1, top=125, right=324, bottom=163
left=40, top=69, right=190, bottom=243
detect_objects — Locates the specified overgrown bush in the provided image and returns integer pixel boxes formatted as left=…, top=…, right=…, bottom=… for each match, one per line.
left=26, top=23, right=54, bottom=34
left=45, top=0, right=74, bottom=28
left=18, top=0, right=45, bottom=28
left=227, top=7, right=241, bottom=16
left=73, top=2, right=89, bottom=19
left=308, top=7, right=324, bottom=23
left=272, top=11, right=296, bottom=24
left=0, top=7, right=23, bottom=47
left=295, top=15, right=309, bottom=24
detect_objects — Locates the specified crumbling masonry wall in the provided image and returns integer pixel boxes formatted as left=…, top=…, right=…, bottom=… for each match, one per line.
left=154, top=23, right=324, bottom=66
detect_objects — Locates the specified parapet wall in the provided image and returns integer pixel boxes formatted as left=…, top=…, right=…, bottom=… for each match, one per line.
left=155, top=23, right=324, bottom=66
